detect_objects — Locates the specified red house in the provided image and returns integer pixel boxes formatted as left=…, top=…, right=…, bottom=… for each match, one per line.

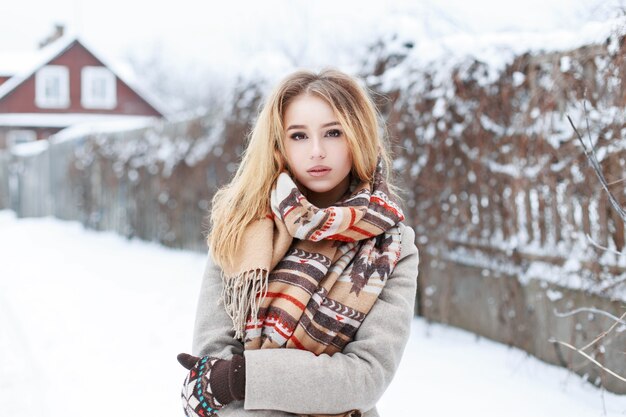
left=0, top=30, right=165, bottom=149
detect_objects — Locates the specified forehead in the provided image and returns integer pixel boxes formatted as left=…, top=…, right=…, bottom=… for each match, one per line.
left=283, top=94, right=336, bottom=124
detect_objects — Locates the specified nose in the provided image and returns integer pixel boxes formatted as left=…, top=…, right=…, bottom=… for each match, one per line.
left=310, top=135, right=326, bottom=159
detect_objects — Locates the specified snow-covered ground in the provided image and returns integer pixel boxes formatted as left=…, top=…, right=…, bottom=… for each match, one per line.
left=0, top=209, right=625, bottom=417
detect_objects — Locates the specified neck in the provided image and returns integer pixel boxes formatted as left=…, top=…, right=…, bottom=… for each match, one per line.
left=303, top=174, right=351, bottom=208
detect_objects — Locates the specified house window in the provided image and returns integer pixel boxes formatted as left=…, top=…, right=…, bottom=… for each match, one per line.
left=81, top=66, right=116, bottom=109
left=7, top=129, right=37, bottom=147
left=35, top=65, right=70, bottom=108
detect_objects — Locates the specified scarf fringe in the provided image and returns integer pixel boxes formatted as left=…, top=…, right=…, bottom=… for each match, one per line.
left=219, top=268, right=269, bottom=341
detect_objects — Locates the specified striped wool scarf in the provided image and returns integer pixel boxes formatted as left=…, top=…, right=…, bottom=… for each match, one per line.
left=219, top=158, right=404, bottom=417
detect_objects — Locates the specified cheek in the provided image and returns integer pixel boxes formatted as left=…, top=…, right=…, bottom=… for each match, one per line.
left=282, top=140, right=294, bottom=162
left=337, top=142, right=352, bottom=168
left=284, top=144, right=302, bottom=174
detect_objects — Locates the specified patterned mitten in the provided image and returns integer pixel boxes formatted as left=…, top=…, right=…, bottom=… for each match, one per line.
left=177, top=353, right=245, bottom=417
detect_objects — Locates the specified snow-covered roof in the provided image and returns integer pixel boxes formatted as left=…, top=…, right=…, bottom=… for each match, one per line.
left=72, top=37, right=171, bottom=117
left=0, top=36, right=76, bottom=100
left=0, top=113, right=157, bottom=128
left=0, top=35, right=171, bottom=117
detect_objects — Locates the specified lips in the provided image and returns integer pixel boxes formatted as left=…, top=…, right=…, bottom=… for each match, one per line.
left=307, top=165, right=332, bottom=173
left=307, top=165, right=331, bottom=179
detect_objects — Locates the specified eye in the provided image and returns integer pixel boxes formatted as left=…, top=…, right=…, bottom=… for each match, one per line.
left=290, top=132, right=307, bottom=141
left=326, top=129, right=342, bottom=138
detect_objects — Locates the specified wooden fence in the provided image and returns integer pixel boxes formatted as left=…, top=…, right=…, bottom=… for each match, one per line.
left=0, top=150, right=9, bottom=210
left=0, top=85, right=261, bottom=251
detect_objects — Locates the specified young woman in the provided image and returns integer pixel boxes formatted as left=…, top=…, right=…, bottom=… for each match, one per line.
left=177, top=68, right=419, bottom=417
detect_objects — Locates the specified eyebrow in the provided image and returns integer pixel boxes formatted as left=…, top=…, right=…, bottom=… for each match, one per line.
left=286, top=121, right=340, bottom=131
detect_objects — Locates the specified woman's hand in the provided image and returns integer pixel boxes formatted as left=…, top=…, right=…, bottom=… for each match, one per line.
left=177, top=353, right=246, bottom=417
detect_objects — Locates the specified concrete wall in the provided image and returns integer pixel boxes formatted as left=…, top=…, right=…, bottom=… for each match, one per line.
left=420, top=251, right=626, bottom=394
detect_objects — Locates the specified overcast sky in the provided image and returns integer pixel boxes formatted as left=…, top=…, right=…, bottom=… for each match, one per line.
left=2, top=0, right=621, bottom=65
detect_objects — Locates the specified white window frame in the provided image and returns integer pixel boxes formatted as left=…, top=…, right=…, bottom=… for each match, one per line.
left=35, top=65, right=70, bottom=109
left=7, top=129, right=37, bottom=147
left=81, top=66, right=117, bottom=110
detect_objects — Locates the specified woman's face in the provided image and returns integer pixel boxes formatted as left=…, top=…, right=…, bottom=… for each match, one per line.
left=282, top=93, right=352, bottom=208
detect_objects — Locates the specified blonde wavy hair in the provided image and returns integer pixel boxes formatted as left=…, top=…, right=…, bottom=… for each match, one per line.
left=208, top=68, right=399, bottom=269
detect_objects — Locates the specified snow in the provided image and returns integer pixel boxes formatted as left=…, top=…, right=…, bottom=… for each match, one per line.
left=384, top=16, right=626, bottom=80
left=0, top=209, right=625, bottom=417
left=442, top=225, right=626, bottom=301
left=49, top=116, right=158, bottom=143
left=9, top=137, right=49, bottom=157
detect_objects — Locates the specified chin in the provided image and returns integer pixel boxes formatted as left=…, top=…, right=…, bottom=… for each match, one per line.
left=306, top=185, right=336, bottom=194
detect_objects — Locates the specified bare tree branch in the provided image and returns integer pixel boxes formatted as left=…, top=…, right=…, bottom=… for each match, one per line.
left=548, top=337, right=626, bottom=383
left=579, top=310, right=626, bottom=352
left=553, top=307, right=626, bottom=326
left=554, top=97, right=626, bottom=390
left=606, top=177, right=626, bottom=186
left=567, top=109, right=626, bottom=223
left=585, top=233, right=624, bottom=256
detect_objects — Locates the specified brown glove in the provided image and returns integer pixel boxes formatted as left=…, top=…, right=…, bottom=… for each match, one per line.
left=177, top=353, right=246, bottom=417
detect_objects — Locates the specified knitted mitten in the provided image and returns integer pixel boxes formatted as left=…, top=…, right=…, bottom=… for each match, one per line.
left=177, top=353, right=245, bottom=417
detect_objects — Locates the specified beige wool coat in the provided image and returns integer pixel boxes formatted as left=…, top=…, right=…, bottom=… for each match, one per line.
left=191, top=222, right=419, bottom=417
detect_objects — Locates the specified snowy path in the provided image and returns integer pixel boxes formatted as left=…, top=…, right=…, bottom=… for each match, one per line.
left=0, top=210, right=624, bottom=417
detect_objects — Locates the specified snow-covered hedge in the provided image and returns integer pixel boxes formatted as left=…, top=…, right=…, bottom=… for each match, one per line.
left=369, top=24, right=626, bottom=303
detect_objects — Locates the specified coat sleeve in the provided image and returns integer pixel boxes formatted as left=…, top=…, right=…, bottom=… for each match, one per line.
left=191, top=253, right=244, bottom=359
left=243, top=224, right=419, bottom=415
left=190, top=254, right=298, bottom=417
